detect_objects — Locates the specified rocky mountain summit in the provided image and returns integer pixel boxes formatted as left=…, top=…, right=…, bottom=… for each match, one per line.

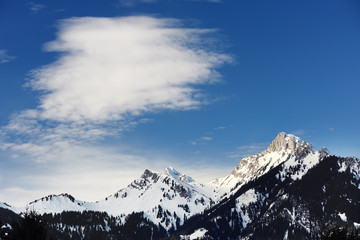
left=212, top=132, right=316, bottom=192
left=267, top=132, right=302, bottom=152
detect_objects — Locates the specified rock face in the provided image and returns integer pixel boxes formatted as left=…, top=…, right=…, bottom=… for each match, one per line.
left=267, top=132, right=301, bottom=152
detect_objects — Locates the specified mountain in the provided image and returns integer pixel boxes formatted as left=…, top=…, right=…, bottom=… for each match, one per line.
left=20, top=167, right=216, bottom=232
left=0, top=202, right=20, bottom=226
left=175, top=138, right=360, bottom=239
left=24, top=132, right=313, bottom=229
left=91, top=167, right=216, bottom=231
left=1, top=132, right=359, bottom=239
left=211, top=132, right=319, bottom=194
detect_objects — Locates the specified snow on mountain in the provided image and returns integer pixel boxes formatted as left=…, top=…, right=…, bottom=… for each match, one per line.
left=211, top=132, right=322, bottom=194
left=0, top=202, right=13, bottom=211
left=91, top=167, right=216, bottom=230
left=9, top=132, right=344, bottom=236
left=235, top=188, right=259, bottom=228
left=0, top=202, right=22, bottom=216
left=164, top=167, right=195, bottom=183
left=20, top=132, right=326, bottom=230
left=338, top=156, right=360, bottom=176
left=25, top=167, right=216, bottom=230
left=3, top=132, right=359, bottom=239
left=178, top=153, right=360, bottom=240
left=26, top=194, right=89, bottom=214
left=180, top=228, right=208, bottom=240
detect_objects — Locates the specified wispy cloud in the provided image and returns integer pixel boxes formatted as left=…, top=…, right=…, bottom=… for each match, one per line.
left=0, top=50, right=16, bottom=63
left=200, top=136, right=213, bottom=141
left=27, top=2, right=45, bottom=14
left=227, top=143, right=268, bottom=159
left=214, top=126, right=226, bottom=130
left=190, top=136, right=213, bottom=145
left=27, top=16, right=230, bottom=124
left=291, top=129, right=305, bottom=136
left=2, top=16, right=230, bottom=162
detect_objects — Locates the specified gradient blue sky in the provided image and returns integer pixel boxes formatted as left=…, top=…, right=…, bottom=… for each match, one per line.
left=1, top=0, right=359, bottom=206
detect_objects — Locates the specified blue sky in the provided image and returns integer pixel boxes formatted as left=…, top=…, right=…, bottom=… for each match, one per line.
left=1, top=0, right=359, bottom=206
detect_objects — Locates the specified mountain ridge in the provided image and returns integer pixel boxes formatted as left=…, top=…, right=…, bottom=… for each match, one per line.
left=1, top=132, right=359, bottom=239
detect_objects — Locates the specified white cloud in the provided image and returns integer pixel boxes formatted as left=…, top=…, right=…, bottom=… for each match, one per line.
left=227, top=143, right=268, bottom=159
left=0, top=110, right=151, bottom=164
left=27, top=2, right=45, bottom=13
left=0, top=50, right=16, bottom=63
left=28, top=16, right=230, bottom=123
left=1, top=16, right=230, bottom=161
left=291, top=129, right=305, bottom=136
left=200, top=136, right=213, bottom=141
left=190, top=136, right=213, bottom=146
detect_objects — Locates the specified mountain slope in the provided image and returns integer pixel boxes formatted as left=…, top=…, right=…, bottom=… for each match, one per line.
left=91, top=167, right=216, bottom=230
left=174, top=155, right=360, bottom=240
left=24, top=167, right=216, bottom=231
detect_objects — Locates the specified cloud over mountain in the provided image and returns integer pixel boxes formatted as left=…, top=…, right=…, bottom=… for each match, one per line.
left=29, top=16, right=230, bottom=123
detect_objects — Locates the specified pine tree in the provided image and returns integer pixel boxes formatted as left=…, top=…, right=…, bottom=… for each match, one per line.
left=7, top=209, right=48, bottom=240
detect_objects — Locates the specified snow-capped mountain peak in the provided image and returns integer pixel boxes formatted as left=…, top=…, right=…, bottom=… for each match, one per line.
left=29, top=193, right=76, bottom=204
left=21, top=167, right=215, bottom=231
left=92, top=168, right=215, bottom=230
left=164, top=167, right=195, bottom=183
left=23, top=194, right=88, bottom=214
left=212, top=132, right=316, bottom=192
left=264, top=132, right=315, bottom=159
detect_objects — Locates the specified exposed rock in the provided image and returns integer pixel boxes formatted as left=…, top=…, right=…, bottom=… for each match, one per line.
left=267, top=132, right=301, bottom=152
